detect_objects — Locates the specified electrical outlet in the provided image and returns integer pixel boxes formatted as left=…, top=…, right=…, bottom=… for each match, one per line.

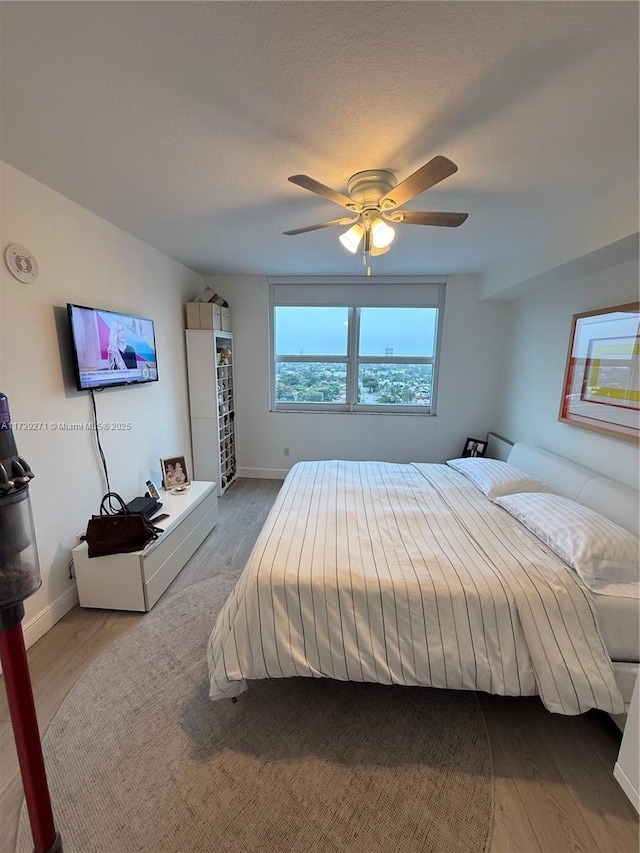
left=284, top=447, right=290, bottom=457
left=75, top=531, right=86, bottom=546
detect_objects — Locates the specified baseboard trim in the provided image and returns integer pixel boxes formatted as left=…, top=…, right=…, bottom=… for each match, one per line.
left=0, top=585, right=78, bottom=675
left=614, top=762, right=640, bottom=814
left=238, top=467, right=288, bottom=480
left=24, top=585, right=79, bottom=649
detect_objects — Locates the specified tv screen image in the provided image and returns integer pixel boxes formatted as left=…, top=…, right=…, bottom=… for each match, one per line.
left=67, top=303, right=159, bottom=391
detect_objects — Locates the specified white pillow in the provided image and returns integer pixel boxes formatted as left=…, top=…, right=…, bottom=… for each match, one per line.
left=494, top=492, right=640, bottom=589
left=446, top=457, right=552, bottom=501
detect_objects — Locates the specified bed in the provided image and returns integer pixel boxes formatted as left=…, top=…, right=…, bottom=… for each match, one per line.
left=207, top=443, right=639, bottom=718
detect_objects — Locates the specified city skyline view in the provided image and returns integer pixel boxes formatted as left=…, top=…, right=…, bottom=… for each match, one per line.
left=274, top=306, right=437, bottom=406
left=275, top=307, right=437, bottom=358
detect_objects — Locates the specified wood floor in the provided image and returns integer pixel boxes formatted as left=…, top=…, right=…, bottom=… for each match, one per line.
left=1, top=477, right=637, bottom=853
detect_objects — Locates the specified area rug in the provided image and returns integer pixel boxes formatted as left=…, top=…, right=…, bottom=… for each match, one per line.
left=17, top=575, right=494, bottom=853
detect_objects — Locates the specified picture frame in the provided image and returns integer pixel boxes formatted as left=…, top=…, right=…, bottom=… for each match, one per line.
left=462, top=437, right=487, bottom=458
left=559, top=302, right=639, bottom=443
left=160, top=455, right=190, bottom=490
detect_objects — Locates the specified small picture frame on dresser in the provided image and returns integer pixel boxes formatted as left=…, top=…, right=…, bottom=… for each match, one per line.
left=160, top=455, right=190, bottom=491
left=462, top=437, right=487, bottom=458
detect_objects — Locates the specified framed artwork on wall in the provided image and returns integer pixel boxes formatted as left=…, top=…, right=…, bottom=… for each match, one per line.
left=558, top=302, right=639, bottom=443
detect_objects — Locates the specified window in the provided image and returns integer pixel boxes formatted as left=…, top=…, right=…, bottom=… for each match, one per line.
left=270, top=279, right=445, bottom=414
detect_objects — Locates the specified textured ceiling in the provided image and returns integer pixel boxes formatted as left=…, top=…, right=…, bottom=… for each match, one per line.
left=1, top=2, right=638, bottom=276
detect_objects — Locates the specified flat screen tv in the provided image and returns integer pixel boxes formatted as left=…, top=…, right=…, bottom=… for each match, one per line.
left=67, top=303, right=159, bottom=391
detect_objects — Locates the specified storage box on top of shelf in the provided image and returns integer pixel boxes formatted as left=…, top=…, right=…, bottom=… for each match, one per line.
left=185, top=302, right=201, bottom=330
left=192, top=286, right=219, bottom=304
left=193, top=287, right=229, bottom=307
left=221, top=307, right=232, bottom=331
left=199, top=303, right=222, bottom=330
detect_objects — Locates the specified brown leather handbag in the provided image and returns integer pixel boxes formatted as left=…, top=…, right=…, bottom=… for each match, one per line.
left=85, top=492, right=161, bottom=558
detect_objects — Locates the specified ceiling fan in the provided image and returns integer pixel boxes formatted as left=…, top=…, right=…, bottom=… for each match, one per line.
left=283, top=155, right=468, bottom=272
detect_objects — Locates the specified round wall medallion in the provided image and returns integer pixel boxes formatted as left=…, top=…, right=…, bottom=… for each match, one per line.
left=4, top=243, right=39, bottom=283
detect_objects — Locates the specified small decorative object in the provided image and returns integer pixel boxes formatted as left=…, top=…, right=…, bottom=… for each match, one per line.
left=462, top=437, right=487, bottom=458
left=218, top=347, right=231, bottom=365
left=160, top=455, right=190, bottom=490
left=559, top=302, right=639, bottom=443
left=4, top=243, right=39, bottom=284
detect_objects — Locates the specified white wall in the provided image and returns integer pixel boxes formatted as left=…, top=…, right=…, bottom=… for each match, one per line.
left=481, top=179, right=638, bottom=299
left=0, top=163, right=203, bottom=642
left=494, top=256, right=639, bottom=488
left=207, top=274, right=510, bottom=476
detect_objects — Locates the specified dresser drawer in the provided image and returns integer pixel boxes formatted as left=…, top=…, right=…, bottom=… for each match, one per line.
left=144, top=503, right=219, bottom=609
left=141, top=489, right=217, bottom=583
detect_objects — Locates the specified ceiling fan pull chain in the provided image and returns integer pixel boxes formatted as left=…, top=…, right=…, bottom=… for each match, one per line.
left=363, top=225, right=372, bottom=274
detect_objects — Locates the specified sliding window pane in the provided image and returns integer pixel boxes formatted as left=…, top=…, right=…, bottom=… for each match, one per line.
left=276, top=362, right=347, bottom=403
left=359, top=308, right=437, bottom=357
left=275, top=307, right=348, bottom=356
left=358, top=363, right=433, bottom=406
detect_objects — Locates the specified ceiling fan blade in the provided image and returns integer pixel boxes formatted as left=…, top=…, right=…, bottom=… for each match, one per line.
left=389, top=210, right=469, bottom=227
left=288, top=175, right=359, bottom=210
left=379, top=156, right=458, bottom=210
left=283, top=216, right=358, bottom=236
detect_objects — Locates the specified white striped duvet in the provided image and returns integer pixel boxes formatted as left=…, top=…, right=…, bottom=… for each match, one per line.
left=207, top=460, right=624, bottom=715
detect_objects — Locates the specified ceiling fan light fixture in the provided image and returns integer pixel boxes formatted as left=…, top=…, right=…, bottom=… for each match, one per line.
left=339, top=222, right=365, bottom=253
left=285, top=157, right=468, bottom=271
left=370, top=244, right=391, bottom=257
left=371, top=217, right=395, bottom=249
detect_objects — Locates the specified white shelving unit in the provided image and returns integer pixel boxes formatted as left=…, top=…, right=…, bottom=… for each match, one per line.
left=186, top=329, right=237, bottom=495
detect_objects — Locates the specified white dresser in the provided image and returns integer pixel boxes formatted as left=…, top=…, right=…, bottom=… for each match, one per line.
left=72, top=482, right=218, bottom=611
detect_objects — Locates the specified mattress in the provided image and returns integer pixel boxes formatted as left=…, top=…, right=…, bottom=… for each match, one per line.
left=594, top=592, right=640, bottom=662
left=207, top=460, right=624, bottom=715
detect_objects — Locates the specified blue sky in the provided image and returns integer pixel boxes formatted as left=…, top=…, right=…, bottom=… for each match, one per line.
left=275, top=307, right=437, bottom=357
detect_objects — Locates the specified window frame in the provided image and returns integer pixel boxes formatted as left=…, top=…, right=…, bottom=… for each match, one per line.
left=269, top=278, right=446, bottom=415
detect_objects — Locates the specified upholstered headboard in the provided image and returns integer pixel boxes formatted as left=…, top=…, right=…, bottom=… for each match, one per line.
left=507, top=443, right=639, bottom=537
